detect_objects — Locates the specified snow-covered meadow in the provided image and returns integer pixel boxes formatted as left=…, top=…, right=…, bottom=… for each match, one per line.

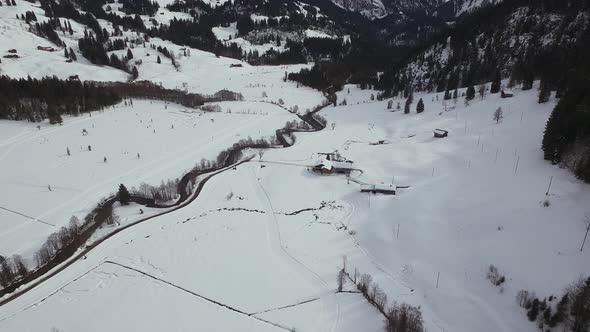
left=1, top=1, right=590, bottom=331
left=0, top=99, right=301, bottom=260
left=2, top=78, right=589, bottom=332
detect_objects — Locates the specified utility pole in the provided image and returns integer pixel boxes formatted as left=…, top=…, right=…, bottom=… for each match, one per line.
left=580, top=223, right=590, bottom=252
left=436, top=272, right=440, bottom=288
left=545, top=176, right=554, bottom=196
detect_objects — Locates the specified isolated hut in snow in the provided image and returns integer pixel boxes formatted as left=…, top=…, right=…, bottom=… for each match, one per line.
left=433, top=129, right=449, bottom=138
left=361, top=184, right=396, bottom=195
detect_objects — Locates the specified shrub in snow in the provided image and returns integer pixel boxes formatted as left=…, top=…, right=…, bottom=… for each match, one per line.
left=384, top=302, right=424, bottom=332
left=516, top=290, right=535, bottom=308
left=486, top=265, right=506, bottom=286
left=200, top=104, right=222, bottom=112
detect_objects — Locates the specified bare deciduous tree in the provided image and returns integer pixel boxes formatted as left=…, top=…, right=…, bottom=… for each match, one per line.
left=494, top=107, right=504, bottom=123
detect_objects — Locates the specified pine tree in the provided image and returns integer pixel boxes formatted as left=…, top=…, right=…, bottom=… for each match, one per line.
left=527, top=298, right=540, bottom=321
left=127, top=48, right=133, bottom=60
left=131, top=66, right=139, bottom=80
left=453, top=88, right=458, bottom=100
left=444, top=89, right=451, bottom=100
left=538, top=80, right=551, bottom=104
left=416, top=98, right=424, bottom=113
left=69, top=47, right=77, bottom=61
left=404, top=97, right=411, bottom=114
left=491, top=70, right=501, bottom=94
left=118, top=184, right=131, bottom=205
left=157, top=55, right=161, bottom=64
left=64, top=48, right=69, bottom=58
left=550, top=293, right=569, bottom=327
left=571, top=278, right=590, bottom=332
left=466, top=85, right=476, bottom=100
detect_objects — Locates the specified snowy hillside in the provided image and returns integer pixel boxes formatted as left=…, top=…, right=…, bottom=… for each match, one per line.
left=2, top=75, right=589, bottom=331
left=0, top=0, right=589, bottom=331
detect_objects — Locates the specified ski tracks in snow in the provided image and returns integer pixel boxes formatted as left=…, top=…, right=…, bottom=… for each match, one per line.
left=247, top=164, right=341, bottom=332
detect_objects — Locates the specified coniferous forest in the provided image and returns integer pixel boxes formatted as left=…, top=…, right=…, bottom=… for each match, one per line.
left=0, top=76, right=120, bottom=124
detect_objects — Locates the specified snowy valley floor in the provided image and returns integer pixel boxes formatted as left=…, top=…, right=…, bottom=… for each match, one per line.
left=1, top=81, right=590, bottom=332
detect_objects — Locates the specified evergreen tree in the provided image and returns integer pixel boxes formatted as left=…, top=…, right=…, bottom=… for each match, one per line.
left=466, top=85, right=476, bottom=100
left=132, top=66, right=139, bottom=80
left=118, top=184, right=130, bottom=205
left=527, top=298, right=540, bottom=321
left=64, top=48, right=69, bottom=58
left=491, top=70, right=502, bottom=94
left=157, top=55, right=161, bottom=64
left=444, top=89, right=451, bottom=100
left=69, top=47, right=77, bottom=61
left=551, top=293, right=569, bottom=326
left=571, top=278, right=590, bottom=332
left=127, top=48, right=133, bottom=60
left=404, top=97, right=411, bottom=114
left=538, top=80, right=551, bottom=103
left=453, top=88, right=458, bottom=100
left=416, top=98, right=424, bottom=113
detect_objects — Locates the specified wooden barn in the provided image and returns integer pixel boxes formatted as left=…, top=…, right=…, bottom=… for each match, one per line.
left=433, top=129, right=449, bottom=138
left=361, top=184, right=396, bottom=195
left=501, top=89, right=514, bottom=98
left=37, top=46, right=55, bottom=52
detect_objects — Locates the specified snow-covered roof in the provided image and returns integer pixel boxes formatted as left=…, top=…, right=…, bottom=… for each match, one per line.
left=434, top=129, right=448, bottom=135
left=332, top=161, right=353, bottom=169
left=375, top=183, right=396, bottom=191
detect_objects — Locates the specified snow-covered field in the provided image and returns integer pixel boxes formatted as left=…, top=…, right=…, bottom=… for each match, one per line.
left=1, top=1, right=589, bottom=331
left=2, top=79, right=589, bottom=332
left=0, top=100, right=297, bottom=260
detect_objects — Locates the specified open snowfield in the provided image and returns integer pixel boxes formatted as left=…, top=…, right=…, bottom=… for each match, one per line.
left=1, top=1, right=590, bottom=331
left=2, top=79, right=589, bottom=332
left=0, top=99, right=297, bottom=260
left=0, top=2, right=129, bottom=82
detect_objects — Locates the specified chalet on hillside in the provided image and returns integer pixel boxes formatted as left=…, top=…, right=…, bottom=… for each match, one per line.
left=7, top=49, right=17, bottom=53
left=312, top=159, right=354, bottom=175
left=433, top=129, right=448, bottom=138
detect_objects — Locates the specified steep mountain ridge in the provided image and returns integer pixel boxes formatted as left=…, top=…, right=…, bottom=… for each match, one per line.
left=325, top=0, right=502, bottom=20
